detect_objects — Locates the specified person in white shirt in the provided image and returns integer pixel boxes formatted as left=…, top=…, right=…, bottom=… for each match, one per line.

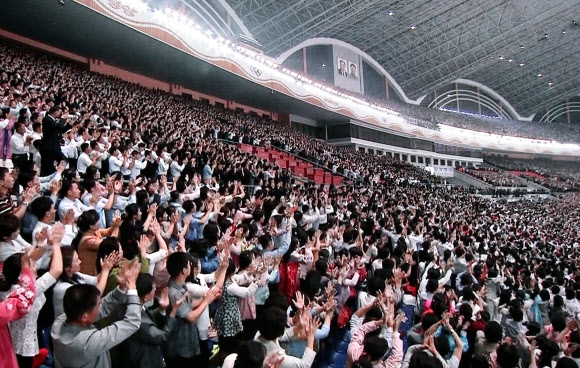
left=58, top=181, right=92, bottom=221
left=170, top=154, right=186, bottom=179
left=77, top=142, right=99, bottom=175
left=29, top=122, right=43, bottom=169
left=30, top=196, right=77, bottom=248
left=10, top=120, right=33, bottom=167
left=130, top=150, right=146, bottom=179
left=186, top=253, right=228, bottom=355
left=108, top=147, right=125, bottom=174
left=89, top=140, right=108, bottom=171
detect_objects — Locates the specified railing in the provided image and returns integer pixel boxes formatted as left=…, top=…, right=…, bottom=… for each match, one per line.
left=220, top=136, right=358, bottom=183
left=453, top=169, right=492, bottom=189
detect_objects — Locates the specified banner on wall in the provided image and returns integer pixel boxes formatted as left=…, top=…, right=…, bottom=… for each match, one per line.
left=333, top=46, right=364, bottom=94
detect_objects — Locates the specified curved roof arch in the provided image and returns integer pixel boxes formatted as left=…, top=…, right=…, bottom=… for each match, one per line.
left=276, top=37, right=423, bottom=105
left=450, top=78, right=534, bottom=121
left=226, top=0, right=580, bottom=117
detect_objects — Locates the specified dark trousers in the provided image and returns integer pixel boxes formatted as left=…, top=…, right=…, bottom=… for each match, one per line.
left=165, top=355, right=203, bottom=368
left=11, top=153, right=31, bottom=171
left=39, top=150, right=65, bottom=177
left=16, top=354, right=33, bottom=368
left=199, top=339, right=210, bottom=367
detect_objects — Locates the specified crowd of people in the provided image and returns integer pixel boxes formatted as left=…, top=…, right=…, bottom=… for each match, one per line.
left=1, top=39, right=580, bottom=368
left=459, top=168, right=527, bottom=188
left=484, top=157, right=580, bottom=192
left=373, top=99, right=580, bottom=144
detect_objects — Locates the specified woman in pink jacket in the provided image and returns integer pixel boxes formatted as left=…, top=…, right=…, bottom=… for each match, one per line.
left=0, top=252, right=38, bottom=368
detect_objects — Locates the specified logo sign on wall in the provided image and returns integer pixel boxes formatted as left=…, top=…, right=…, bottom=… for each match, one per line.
left=250, top=66, right=262, bottom=77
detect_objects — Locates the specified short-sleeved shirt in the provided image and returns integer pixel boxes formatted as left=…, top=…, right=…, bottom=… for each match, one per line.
left=166, top=280, right=200, bottom=358
left=0, top=194, right=14, bottom=216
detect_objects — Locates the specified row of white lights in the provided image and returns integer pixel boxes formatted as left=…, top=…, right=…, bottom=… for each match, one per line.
left=128, top=2, right=400, bottom=116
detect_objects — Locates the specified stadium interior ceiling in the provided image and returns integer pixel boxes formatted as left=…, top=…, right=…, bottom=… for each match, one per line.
left=227, top=0, right=580, bottom=117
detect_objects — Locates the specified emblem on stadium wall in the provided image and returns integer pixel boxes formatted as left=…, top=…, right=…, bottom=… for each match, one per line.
left=250, top=66, right=262, bottom=77
left=107, top=0, right=137, bottom=17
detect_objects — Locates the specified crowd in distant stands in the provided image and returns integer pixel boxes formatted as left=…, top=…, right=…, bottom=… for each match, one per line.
left=3, top=39, right=580, bottom=368
left=484, top=157, right=580, bottom=192
left=371, top=99, right=580, bottom=144
left=459, top=168, right=527, bottom=188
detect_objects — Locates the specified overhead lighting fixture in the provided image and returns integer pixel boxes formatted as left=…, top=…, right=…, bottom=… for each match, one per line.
left=548, top=82, right=554, bottom=86
left=520, top=44, right=525, bottom=49
left=544, top=33, right=549, bottom=39
left=562, top=30, right=566, bottom=34
left=388, top=10, right=395, bottom=16
left=508, top=59, right=514, bottom=63
left=537, top=73, right=543, bottom=77
left=321, top=63, right=326, bottom=67
left=519, top=62, right=525, bottom=66
left=410, top=25, right=417, bottom=30
left=499, top=55, right=505, bottom=60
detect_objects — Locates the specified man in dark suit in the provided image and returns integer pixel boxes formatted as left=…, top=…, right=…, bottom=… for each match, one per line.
left=39, top=106, right=71, bottom=176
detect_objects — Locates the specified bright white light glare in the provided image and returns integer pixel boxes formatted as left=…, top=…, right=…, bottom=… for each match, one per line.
left=499, top=55, right=505, bottom=60
left=508, top=59, right=513, bottom=63
left=538, top=73, right=543, bottom=77
left=410, top=25, right=417, bottom=30
left=519, top=62, right=525, bottom=66
left=388, top=10, right=394, bottom=16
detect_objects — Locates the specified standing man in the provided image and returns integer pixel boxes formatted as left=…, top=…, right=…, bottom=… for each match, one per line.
left=39, top=106, right=71, bottom=176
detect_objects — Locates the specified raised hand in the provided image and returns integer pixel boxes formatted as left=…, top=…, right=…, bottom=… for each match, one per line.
left=151, top=219, right=161, bottom=235
left=293, top=291, right=305, bottom=310
left=35, top=227, right=49, bottom=245
left=263, top=352, right=285, bottom=368
left=158, top=287, right=170, bottom=310
left=148, top=203, right=158, bottom=215
left=49, top=179, right=61, bottom=195
left=51, top=222, right=65, bottom=245
left=22, top=186, right=38, bottom=203
left=112, top=210, right=122, bottom=227
left=101, top=251, right=120, bottom=273
left=204, top=286, right=222, bottom=304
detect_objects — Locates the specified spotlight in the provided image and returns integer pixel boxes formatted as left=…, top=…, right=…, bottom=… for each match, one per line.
left=548, top=82, right=554, bottom=86
left=410, top=25, right=416, bottom=30
left=519, top=62, right=525, bottom=66
left=388, top=10, right=394, bottom=16
left=508, top=59, right=514, bottom=63
left=499, top=55, right=505, bottom=60
left=537, top=73, right=543, bottom=77
left=562, top=30, right=566, bottom=34
left=321, top=63, right=326, bottom=67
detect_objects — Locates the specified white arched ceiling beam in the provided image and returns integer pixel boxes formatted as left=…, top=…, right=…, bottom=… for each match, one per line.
left=540, top=102, right=580, bottom=123
left=452, top=79, right=534, bottom=121
left=276, top=37, right=424, bottom=106
left=213, top=0, right=255, bottom=39
left=431, top=93, right=511, bottom=120
left=428, top=89, right=512, bottom=120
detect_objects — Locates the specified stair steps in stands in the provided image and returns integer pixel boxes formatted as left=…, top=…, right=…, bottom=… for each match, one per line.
left=236, top=143, right=344, bottom=186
